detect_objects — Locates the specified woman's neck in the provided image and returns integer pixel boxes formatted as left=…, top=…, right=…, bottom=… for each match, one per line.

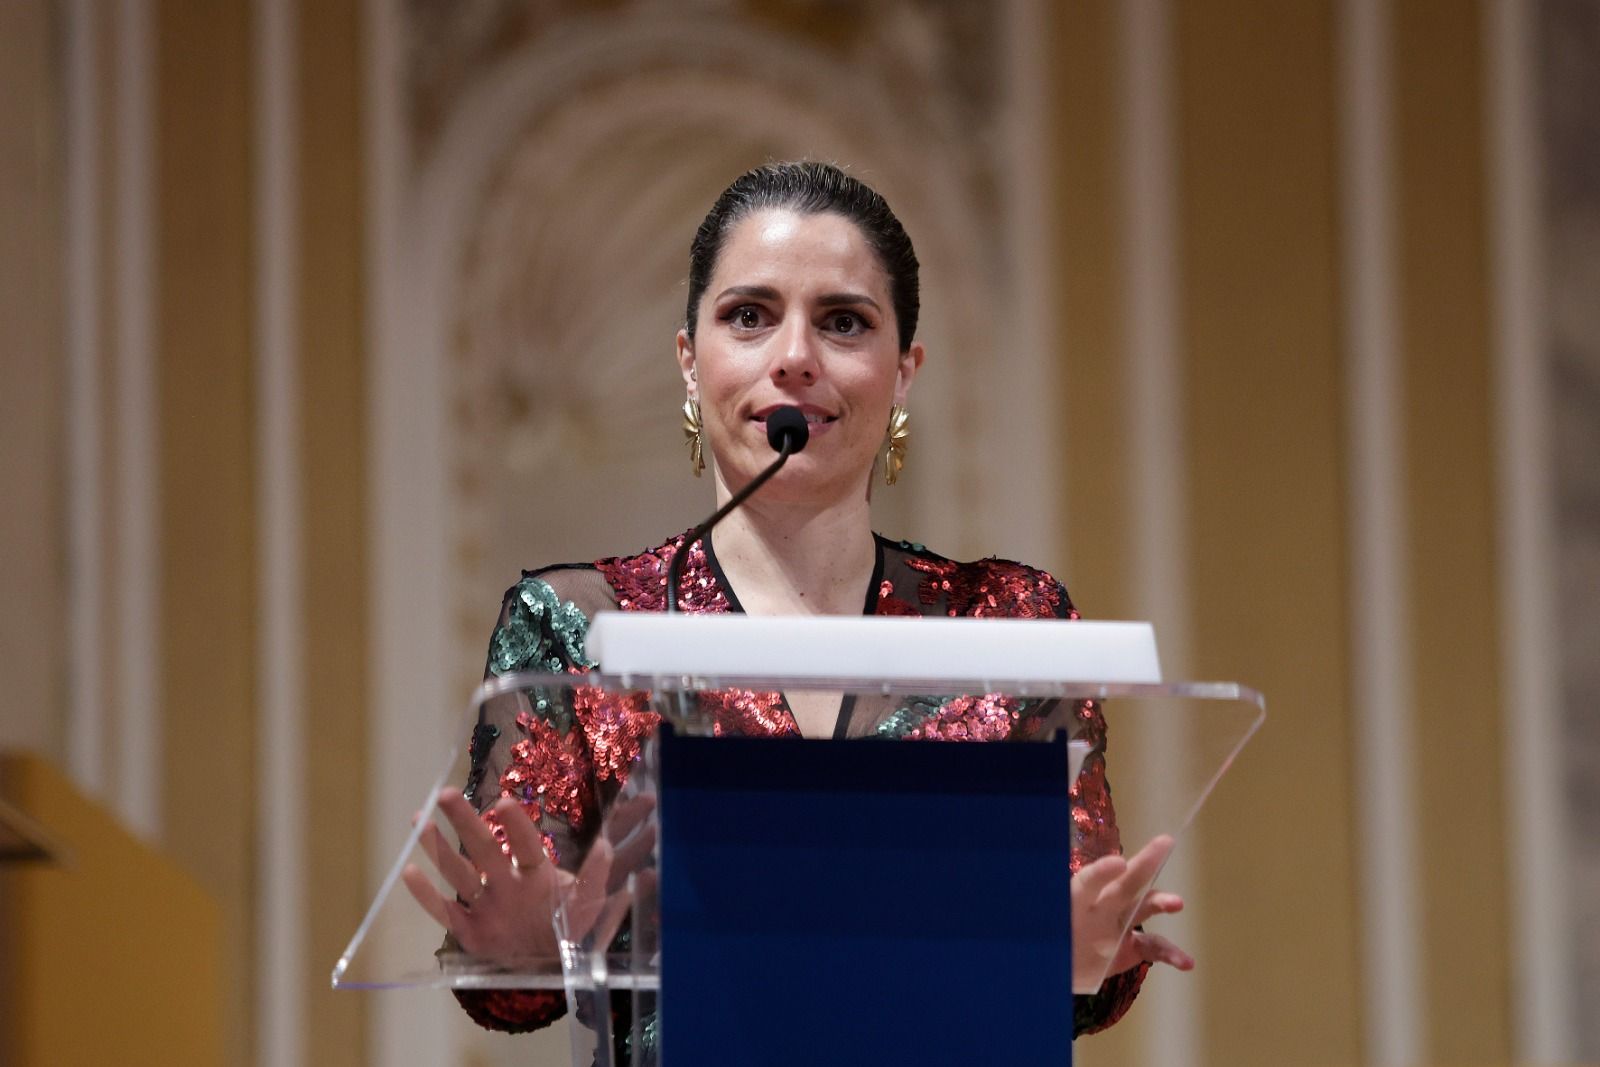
left=707, top=492, right=876, bottom=617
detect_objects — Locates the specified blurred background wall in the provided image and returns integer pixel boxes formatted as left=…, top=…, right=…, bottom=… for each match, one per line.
left=0, top=1, right=1595, bottom=1065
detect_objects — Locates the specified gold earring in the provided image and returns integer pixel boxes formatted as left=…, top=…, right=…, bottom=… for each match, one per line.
left=883, top=405, right=909, bottom=486
left=682, top=398, right=705, bottom=477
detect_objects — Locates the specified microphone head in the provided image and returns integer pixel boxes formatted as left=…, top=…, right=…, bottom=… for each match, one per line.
left=765, top=405, right=810, bottom=454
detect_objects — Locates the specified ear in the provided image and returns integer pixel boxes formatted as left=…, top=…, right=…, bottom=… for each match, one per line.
left=675, top=328, right=697, bottom=396
left=893, top=341, right=925, bottom=406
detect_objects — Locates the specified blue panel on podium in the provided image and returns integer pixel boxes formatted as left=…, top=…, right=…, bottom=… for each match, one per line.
left=658, top=727, right=1075, bottom=1066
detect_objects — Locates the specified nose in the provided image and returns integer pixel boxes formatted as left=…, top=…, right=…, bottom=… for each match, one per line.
left=771, top=315, right=819, bottom=385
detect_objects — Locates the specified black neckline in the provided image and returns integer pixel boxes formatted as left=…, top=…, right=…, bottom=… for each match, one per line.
left=701, top=530, right=886, bottom=618
left=700, top=531, right=884, bottom=739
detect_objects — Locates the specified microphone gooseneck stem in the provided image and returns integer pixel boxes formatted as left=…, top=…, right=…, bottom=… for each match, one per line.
left=665, top=439, right=795, bottom=613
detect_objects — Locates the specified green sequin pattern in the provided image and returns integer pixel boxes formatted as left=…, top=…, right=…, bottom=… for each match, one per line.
left=621, top=1011, right=660, bottom=1062
left=488, top=576, right=595, bottom=675
left=873, top=697, right=948, bottom=739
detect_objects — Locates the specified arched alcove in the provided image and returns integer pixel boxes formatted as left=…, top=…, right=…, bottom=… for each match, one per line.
left=414, top=14, right=1038, bottom=671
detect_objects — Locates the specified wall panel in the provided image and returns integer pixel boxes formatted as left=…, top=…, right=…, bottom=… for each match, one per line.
left=1054, top=11, right=1148, bottom=1062
left=155, top=0, right=258, bottom=1054
left=0, top=0, right=65, bottom=760
left=1174, top=3, right=1363, bottom=1064
left=1393, top=2, right=1512, bottom=1061
left=1056, top=1, right=1134, bottom=622
left=299, top=0, right=371, bottom=1061
left=1540, top=0, right=1600, bottom=1054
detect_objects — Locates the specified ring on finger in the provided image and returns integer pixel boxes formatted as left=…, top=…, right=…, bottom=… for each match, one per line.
left=469, top=870, right=488, bottom=904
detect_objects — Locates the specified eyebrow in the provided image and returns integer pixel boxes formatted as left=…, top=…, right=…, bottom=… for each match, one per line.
left=817, top=291, right=882, bottom=312
left=715, top=285, right=883, bottom=313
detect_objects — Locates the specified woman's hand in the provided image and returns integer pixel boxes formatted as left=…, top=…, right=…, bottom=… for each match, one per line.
left=402, top=788, right=658, bottom=963
left=558, top=792, right=657, bottom=950
left=1071, top=834, right=1196, bottom=991
left=401, top=789, right=569, bottom=961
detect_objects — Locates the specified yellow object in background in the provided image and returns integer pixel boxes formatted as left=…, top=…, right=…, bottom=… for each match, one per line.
left=0, top=752, right=223, bottom=1067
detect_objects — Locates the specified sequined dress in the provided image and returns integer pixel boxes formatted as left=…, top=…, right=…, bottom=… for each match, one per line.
left=454, top=531, right=1149, bottom=1044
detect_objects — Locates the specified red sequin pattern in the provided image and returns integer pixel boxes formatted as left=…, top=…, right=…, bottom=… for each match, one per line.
left=905, top=555, right=1065, bottom=618
left=696, top=688, right=798, bottom=737
left=874, top=577, right=921, bottom=617
left=572, top=686, right=661, bottom=782
left=492, top=708, right=594, bottom=864
left=597, top=534, right=730, bottom=614
left=1067, top=698, right=1120, bottom=872
left=489, top=537, right=724, bottom=866
left=598, top=535, right=794, bottom=739
left=900, top=694, right=1023, bottom=741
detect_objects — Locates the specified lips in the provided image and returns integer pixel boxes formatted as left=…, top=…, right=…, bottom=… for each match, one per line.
left=751, top=404, right=837, bottom=426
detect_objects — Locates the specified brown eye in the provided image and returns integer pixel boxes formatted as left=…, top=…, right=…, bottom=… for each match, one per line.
left=828, top=312, right=863, bottom=335
left=735, top=306, right=761, bottom=328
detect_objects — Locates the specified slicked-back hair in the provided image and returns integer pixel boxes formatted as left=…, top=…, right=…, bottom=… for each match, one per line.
left=685, top=161, right=921, bottom=352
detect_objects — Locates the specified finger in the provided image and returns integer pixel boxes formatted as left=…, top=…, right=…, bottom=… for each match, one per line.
left=437, top=789, right=509, bottom=872
left=441, top=898, right=479, bottom=953
left=610, top=823, right=657, bottom=890
left=588, top=887, right=635, bottom=950
left=1073, top=853, right=1128, bottom=897
left=1113, top=834, right=1175, bottom=894
left=1129, top=890, right=1185, bottom=927
left=605, top=793, right=656, bottom=845
left=492, top=796, right=549, bottom=873
left=402, top=863, right=452, bottom=930
left=564, top=838, right=614, bottom=942
left=1133, top=931, right=1195, bottom=971
left=418, top=821, right=486, bottom=903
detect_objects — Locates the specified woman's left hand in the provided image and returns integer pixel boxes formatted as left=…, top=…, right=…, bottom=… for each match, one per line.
left=402, top=790, right=572, bottom=961
left=1071, top=833, right=1196, bottom=990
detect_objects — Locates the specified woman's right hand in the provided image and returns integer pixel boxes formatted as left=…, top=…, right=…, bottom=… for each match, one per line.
left=1071, top=833, right=1195, bottom=990
left=401, top=789, right=569, bottom=961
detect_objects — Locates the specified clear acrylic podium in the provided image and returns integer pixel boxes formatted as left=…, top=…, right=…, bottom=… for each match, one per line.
left=335, top=666, right=1264, bottom=1066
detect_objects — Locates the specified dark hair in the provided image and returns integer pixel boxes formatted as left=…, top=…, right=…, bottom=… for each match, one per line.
left=685, top=161, right=921, bottom=351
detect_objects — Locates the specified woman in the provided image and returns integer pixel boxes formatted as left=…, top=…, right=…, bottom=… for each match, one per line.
left=405, top=161, right=1192, bottom=1045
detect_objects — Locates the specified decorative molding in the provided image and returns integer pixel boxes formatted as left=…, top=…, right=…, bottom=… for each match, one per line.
left=1484, top=0, right=1572, bottom=1059
left=419, top=13, right=1028, bottom=677
left=365, top=0, right=456, bottom=1061
left=1119, top=2, right=1200, bottom=1064
left=1338, top=1, right=1425, bottom=1062
left=113, top=0, right=160, bottom=842
left=1000, top=0, right=1063, bottom=570
left=254, top=0, right=306, bottom=1063
left=64, top=0, right=104, bottom=795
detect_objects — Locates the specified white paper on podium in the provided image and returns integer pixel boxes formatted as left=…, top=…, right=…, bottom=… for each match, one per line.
left=584, top=613, right=1162, bottom=686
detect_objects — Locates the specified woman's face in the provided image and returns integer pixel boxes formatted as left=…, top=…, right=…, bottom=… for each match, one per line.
left=677, top=208, right=924, bottom=504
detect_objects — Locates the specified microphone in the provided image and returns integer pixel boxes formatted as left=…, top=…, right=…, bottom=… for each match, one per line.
left=666, top=404, right=809, bottom=613
left=764, top=405, right=810, bottom=455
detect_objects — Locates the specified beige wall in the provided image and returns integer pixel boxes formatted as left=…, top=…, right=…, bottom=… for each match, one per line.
left=0, top=1, right=1589, bottom=1064
left=0, top=0, right=65, bottom=761
left=1055, top=2, right=1548, bottom=1065
left=0, top=1, right=372, bottom=1063
left=296, top=3, right=370, bottom=1058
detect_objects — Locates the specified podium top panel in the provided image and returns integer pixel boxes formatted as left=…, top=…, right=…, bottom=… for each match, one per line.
left=473, top=668, right=1263, bottom=712
left=584, top=612, right=1164, bottom=686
